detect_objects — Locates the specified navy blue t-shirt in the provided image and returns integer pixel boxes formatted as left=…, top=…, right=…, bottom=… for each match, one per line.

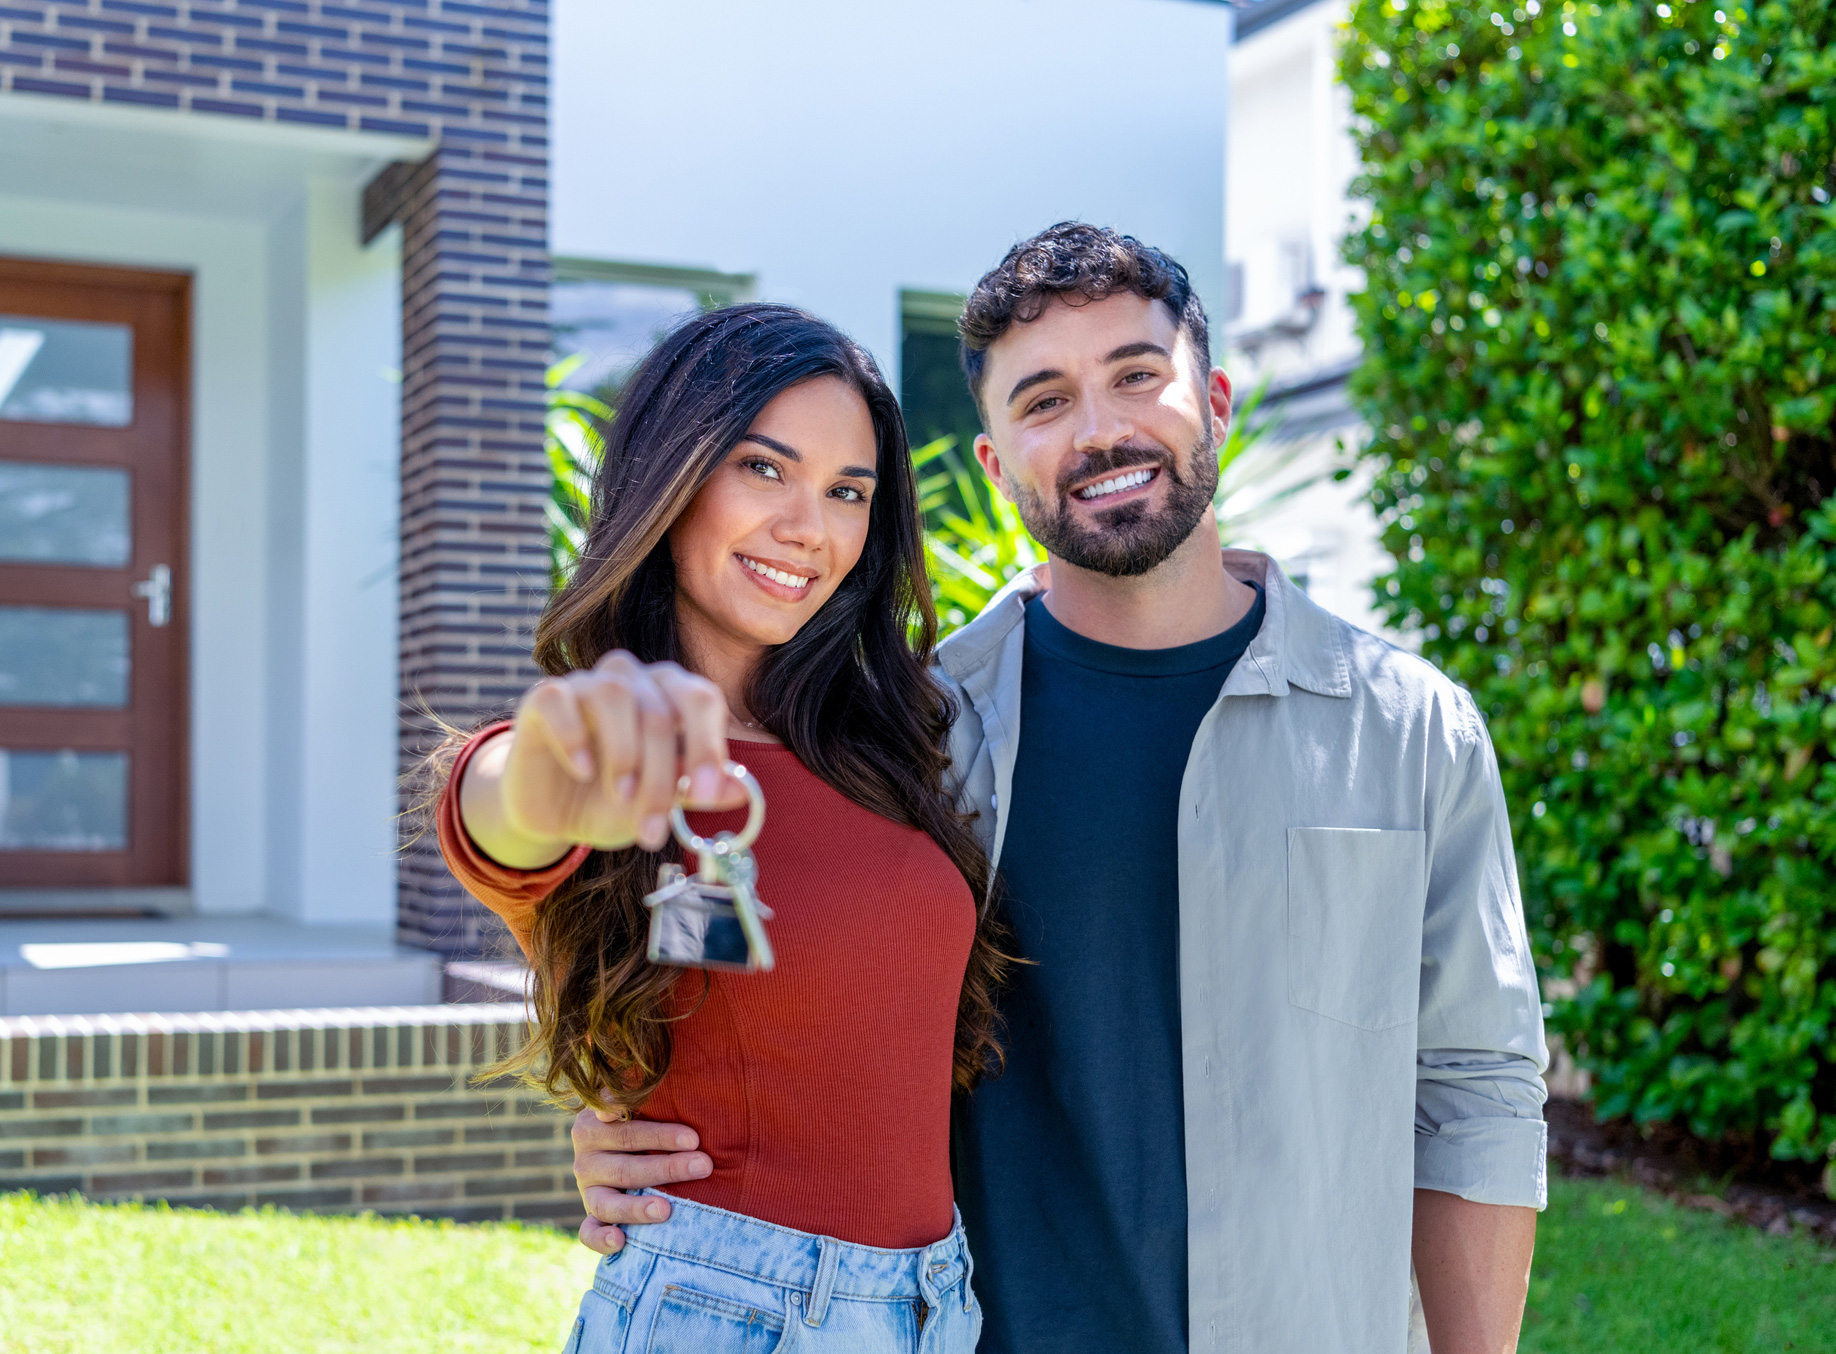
left=954, top=586, right=1266, bottom=1354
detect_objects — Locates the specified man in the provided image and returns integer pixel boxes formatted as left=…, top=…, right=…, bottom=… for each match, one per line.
left=567, top=224, right=1549, bottom=1354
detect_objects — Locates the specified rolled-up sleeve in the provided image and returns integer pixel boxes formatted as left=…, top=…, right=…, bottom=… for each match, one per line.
left=1415, top=701, right=1550, bottom=1209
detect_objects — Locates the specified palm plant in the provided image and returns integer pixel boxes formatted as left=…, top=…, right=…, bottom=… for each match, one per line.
left=545, top=354, right=613, bottom=589
left=1211, top=378, right=1324, bottom=548
left=913, top=435, right=1045, bottom=636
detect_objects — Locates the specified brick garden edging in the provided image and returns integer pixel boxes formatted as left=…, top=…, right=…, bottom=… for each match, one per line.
left=0, top=1004, right=583, bottom=1225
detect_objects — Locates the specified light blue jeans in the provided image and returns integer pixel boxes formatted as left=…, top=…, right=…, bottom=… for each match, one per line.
left=563, top=1189, right=983, bottom=1354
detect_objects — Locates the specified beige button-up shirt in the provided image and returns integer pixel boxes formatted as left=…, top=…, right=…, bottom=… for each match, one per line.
left=935, top=551, right=1548, bottom=1354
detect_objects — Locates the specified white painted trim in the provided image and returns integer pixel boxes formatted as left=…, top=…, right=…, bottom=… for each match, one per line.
left=0, top=1002, right=523, bottom=1038
left=0, top=88, right=434, bottom=165
left=1229, top=0, right=1346, bottom=83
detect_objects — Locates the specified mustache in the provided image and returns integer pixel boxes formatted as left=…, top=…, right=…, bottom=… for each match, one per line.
left=1054, top=442, right=1180, bottom=500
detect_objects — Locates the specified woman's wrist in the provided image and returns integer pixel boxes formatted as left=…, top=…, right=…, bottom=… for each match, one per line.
left=458, top=729, right=577, bottom=871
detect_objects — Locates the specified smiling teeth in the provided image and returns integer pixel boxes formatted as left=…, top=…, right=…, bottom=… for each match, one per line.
left=1076, top=468, right=1155, bottom=500
left=741, top=556, right=812, bottom=589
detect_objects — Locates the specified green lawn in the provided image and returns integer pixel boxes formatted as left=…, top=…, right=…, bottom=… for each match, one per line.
left=0, top=1193, right=596, bottom=1353
left=1522, top=1176, right=1835, bottom=1353
left=1, top=1176, right=1831, bottom=1352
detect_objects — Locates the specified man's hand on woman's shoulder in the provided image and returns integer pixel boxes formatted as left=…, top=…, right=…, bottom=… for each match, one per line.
left=571, top=1109, right=714, bottom=1255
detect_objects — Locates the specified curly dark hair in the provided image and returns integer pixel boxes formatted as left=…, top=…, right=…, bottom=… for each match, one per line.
left=959, top=221, right=1211, bottom=412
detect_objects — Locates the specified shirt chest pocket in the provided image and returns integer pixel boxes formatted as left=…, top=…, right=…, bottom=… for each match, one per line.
left=1286, top=827, right=1428, bottom=1032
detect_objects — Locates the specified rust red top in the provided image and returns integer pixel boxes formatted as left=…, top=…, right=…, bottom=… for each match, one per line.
left=437, top=724, right=976, bottom=1249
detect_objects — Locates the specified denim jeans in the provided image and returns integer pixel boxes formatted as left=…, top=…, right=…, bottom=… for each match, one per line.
left=563, top=1190, right=983, bottom=1354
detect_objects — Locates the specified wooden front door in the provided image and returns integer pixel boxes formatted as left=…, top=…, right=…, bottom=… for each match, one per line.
left=0, top=259, right=189, bottom=888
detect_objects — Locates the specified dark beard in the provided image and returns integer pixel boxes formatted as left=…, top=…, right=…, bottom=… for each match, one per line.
left=1010, top=433, right=1218, bottom=579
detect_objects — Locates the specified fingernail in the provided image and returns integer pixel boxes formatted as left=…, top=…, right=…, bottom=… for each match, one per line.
left=690, top=1154, right=712, bottom=1178
left=690, top=765, right=723, bottom=803
left=616, top=774, right=637, bottom=800
left=641, top=815, right=667, bottom=846
left=646, top=1200, right=668, bottom=1220
left=675, top=1131, right=697, bottom=1150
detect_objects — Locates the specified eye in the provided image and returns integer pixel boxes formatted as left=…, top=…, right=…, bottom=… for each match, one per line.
left=1027, top=394, right=1066, bottom=416
left=829, top=484, right=868, bottom=502
left=1120, top=369, right=1155, bottom=386
left=742, top=457, right=783, bottom=482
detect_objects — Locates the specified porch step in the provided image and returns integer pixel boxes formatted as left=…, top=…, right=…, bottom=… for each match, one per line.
left=0, top=916, right=443, bottom=1016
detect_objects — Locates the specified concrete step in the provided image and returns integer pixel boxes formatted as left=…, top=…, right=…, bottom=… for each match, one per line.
left=0, top=916, right=443, bottom=1016
left=443, top=960, right=530, bottom=1004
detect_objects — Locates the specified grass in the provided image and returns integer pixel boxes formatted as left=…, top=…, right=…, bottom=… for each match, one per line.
left=1523, top=1175, right=1836, bottom=1353
left=2, top=1176, right=1832, bottom=1352
left=0, top=1193, right=596, bottom=1353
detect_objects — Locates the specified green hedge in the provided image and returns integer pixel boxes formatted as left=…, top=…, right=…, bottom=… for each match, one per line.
left=1340, top=0, right=1836, bottom=1168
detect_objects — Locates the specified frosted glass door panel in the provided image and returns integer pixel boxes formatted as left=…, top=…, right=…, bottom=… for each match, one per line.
left=0, top=748, right=128, bottom=850
left=0, top=606, right=130, bottom=706
left=0, top=463, right=131, bottom=565
left=0, top=314, right=133, bottom=426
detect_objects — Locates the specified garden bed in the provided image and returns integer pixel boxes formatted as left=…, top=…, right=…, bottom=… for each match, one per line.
left=1547, top=1097, right=1836, bottom=1244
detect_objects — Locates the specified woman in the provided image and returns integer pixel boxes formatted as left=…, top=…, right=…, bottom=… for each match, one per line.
left=435, top=304, right=1004, bottom=1353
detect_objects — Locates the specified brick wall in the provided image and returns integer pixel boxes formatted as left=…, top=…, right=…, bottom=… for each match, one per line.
left=0, top=1006, right=582, bottom=1224
left=374, top=134, right=551, bottom=957
left=0, top=0, right=554, bottom=955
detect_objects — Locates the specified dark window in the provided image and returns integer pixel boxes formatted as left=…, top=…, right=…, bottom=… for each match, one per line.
left=550, top=260, right=753, bottom=405
left=899, top=290, right=980, bottom=458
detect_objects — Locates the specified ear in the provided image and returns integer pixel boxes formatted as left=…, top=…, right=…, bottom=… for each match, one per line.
left=1207, top=367, right=1235, bottom=445
left=974, top=432, right=1014, bottom=503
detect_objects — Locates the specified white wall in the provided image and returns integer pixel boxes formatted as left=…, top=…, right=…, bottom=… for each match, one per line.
left=265, top=182, right=404, bottom=926
left=1220, top=0, right=1394, bottom=640
left=552, top=0, right=1233, bottom=384
left=1225, top=0, right=1362, bottom=381
left=0, top=99, right=418, bottom=923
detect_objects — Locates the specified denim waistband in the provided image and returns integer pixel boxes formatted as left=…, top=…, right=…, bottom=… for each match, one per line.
left=623, top=1188, right=972, bottom=1307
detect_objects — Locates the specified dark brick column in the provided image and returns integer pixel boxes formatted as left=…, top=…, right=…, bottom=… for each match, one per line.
left=372, top=141, right=550, bottom=956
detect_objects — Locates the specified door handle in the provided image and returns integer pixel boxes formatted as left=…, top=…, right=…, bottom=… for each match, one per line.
left=130, top=564, right=171, bottom=627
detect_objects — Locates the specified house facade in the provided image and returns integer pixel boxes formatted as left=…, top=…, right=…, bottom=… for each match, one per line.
left=0, top=0, right=550, bottom=996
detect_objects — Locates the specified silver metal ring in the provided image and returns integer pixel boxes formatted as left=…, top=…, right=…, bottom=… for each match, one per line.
left=668, top=761, right=765, bottom=854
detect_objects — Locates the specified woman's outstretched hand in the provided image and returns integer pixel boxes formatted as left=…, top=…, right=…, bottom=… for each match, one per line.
left=458, top=651, right=747, bottom=868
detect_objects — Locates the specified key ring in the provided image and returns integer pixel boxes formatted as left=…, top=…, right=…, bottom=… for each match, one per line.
left=669, top=762, right=766, bottom=855
left=646, top=761, right=774, bottom=973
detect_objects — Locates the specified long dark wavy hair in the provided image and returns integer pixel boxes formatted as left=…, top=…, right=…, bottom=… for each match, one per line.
left=492, top=303, right=1008, bottom=1113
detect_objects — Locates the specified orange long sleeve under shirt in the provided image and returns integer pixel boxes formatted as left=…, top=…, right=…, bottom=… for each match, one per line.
left=437, top=726, right=976, bottom=1249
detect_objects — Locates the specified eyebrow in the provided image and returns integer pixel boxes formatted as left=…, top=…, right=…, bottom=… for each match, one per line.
left=741, top=432, right=801, bottom=460
left=740, top=432, right=877, bottom=481
left=1004, top=341, right=1176, bottom=408
left=1005, top=368, right=1063, bottom=408
left=1104, top=341, right=1173, bottom=364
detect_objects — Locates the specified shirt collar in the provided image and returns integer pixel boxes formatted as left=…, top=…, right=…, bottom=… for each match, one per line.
left=936, top=548, right=1350, bottom=700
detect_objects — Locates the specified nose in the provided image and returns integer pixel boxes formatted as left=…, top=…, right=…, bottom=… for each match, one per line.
left=1071, top=386, right=1135, bottom=457
left=769, top=483, right=827, bottom=554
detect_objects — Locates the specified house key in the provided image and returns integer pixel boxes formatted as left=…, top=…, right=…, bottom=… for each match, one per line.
left=642, top=762, right=775, bottom=973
